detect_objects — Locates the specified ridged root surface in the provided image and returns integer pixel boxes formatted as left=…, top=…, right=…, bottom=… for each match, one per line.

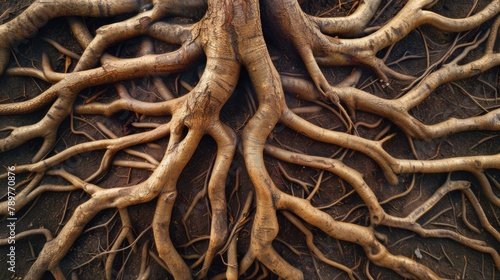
left=0, top=0, right=499, bottom=279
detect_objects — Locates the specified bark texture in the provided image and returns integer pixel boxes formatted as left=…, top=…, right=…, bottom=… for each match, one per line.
left=0, top=0, right=499, bottom=279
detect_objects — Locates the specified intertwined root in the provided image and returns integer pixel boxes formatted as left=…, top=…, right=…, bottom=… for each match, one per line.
left=1, top=0, right=499, bottom=279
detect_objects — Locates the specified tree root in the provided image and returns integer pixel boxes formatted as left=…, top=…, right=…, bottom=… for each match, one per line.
left=1, top=0, right=499, bottom=279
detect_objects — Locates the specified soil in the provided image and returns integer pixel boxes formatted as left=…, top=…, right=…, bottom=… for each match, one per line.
left=1, top=0, right=499, bottom=279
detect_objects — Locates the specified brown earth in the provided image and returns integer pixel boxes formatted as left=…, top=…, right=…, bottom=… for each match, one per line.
left=1, top=0, right=499, bottom=279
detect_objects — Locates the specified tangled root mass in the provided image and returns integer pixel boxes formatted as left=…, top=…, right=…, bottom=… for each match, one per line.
left=0, top=0, right=500, bottom=279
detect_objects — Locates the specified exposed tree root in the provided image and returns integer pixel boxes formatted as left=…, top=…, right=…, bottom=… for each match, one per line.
left=1, top=0, right=499, bottom=279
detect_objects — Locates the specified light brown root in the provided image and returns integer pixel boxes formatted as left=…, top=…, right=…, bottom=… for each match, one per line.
left=277, top=191, right=441, bottom=279
left=0, top=0, right=146, bottom=74
left=0, top=0, right=498, bottom=279
left=310, top=0, right=382, bottom=36
left=0, top=45, right=201, bottom=161
left=104, top=208, right=135, bottom=280
left=195, top=123, right=237, bottom=279
left=282, top=211, right=358, bottom=280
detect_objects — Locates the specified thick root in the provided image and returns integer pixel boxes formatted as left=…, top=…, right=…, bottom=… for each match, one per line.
left=0, top=0, right=498, bottom=279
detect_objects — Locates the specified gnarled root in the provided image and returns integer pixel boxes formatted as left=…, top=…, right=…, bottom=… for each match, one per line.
left=0, top=0, right=499, bottom=279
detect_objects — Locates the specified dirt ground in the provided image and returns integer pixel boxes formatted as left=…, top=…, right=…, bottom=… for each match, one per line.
left=1, top=0, right=499, bottom=279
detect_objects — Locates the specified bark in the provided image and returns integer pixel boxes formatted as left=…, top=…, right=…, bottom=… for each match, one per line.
left=0, top=0, right=499, bottom=279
